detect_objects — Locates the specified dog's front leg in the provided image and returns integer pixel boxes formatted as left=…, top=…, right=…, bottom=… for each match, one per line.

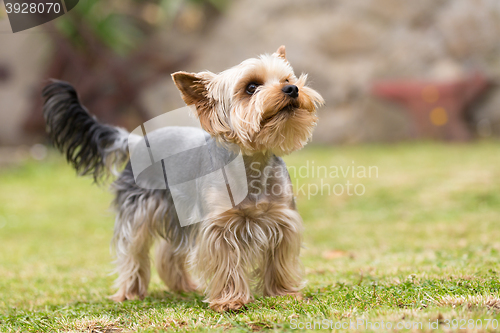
left=261, top=208, right=304, bottom=298
left=195, top=219, right=253, bottom=312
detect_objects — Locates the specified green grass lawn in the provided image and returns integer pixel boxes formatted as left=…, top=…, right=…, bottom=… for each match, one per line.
left=1, top=142, right=500, bottom=332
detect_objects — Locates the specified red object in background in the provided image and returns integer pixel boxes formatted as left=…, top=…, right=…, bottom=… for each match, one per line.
left=371, top=73, right=489, bottom=141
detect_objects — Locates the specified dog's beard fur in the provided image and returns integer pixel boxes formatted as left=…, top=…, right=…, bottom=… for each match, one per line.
left=172, top=47, right=324, bottom=156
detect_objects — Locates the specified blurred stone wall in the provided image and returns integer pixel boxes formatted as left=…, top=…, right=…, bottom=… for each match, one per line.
left=0, top=18, right=50, bottom=146
left=145, top=0, right=500, bottom=144
left=2, top=0, right=500, bottom=145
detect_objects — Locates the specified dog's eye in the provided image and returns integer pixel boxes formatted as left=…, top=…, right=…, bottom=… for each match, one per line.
left=246, top=83, right=259, bottom=95
left=285, top=79, right=289, bottom=83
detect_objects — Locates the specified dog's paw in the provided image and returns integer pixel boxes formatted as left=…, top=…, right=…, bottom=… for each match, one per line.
left=109, top=290, right=146, bottom=302
left=183, top=280, right=199, bottom=293
left=264, top=288, right=303, bottom=299
left=109, top=292, right=127, bottom=302
left=209, top=298, right=249, bottom=312
left=172, top=279, right=198, bottom=293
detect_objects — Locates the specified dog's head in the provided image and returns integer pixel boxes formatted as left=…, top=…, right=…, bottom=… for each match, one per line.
left=172, top=46, right=324, bottom=155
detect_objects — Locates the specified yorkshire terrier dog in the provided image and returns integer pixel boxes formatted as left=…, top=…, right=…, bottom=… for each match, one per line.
left=42, top=46, right=324, bottom=312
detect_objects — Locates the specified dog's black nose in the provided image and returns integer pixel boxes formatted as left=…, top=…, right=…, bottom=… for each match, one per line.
left=282, top=85, right=299, bottom=98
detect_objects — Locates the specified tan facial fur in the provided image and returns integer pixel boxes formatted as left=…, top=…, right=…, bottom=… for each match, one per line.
left=172, top=46, right=324, bottom=156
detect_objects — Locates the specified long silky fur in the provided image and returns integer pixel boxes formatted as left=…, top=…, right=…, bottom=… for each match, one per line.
left=41, top=48, right=322, bottom=312
left=42, top=80, right=129, bottom=182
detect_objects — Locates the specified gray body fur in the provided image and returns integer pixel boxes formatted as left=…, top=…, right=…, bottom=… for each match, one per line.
left=114, top=125, right=294, bottom=249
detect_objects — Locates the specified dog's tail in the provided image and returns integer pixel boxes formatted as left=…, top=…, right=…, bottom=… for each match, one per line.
left=42, top=80, right=129, bottom=183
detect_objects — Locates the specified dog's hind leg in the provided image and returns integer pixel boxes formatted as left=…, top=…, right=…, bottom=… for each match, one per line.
left=156, top=238, right=197, bottom=293
left=110, top=204, right=154, bottom=302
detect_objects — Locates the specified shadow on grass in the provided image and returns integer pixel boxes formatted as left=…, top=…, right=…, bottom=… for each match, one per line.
left=3, top=278, right=500, bottom=331
left=1, top=291, right=210, bottom=331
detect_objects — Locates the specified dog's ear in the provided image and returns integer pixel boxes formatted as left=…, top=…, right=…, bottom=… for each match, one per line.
left=273, top=45, right=286, bottom=60
left=172, top=71, right=212, bottom=106
left=172, top=71, right=229, bottom=136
